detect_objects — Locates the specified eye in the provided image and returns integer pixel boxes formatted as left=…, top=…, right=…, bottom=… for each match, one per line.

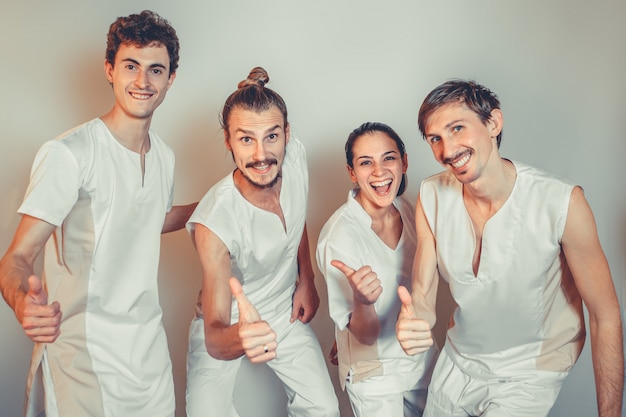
left=358, top=160, right=372, bottom=166
left=240, top=136, right=252, bottom=144
left=124, top=64, right=136, bottom=71
left=150, top=68, right=164, bottom=75
left=429, top=136, right=441, bottom=145
left=384, top=155, right=397, bottom=161
left=267, top=133, right=279, bottom=142
left=453, top=125, right=463, bottom=133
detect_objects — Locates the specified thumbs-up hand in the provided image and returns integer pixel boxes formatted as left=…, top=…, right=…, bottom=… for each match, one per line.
left=229, top=277, right=277, bottom=363
left=331, top=260, right=382, bottom=306
left=21, top=275, right=62, bottom=343
left=396, top=285, right=433, bottom=355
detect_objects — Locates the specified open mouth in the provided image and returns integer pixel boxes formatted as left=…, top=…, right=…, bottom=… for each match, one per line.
left=370, top=178, right=392, bottom=195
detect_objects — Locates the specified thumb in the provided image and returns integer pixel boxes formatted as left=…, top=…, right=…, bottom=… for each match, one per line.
left=397, top=286, right=416, bottom=319
left=229, top=277, right=260, bottom=323
left=330, top=260, right=355, bottom=278
left=27, top=275, right=48, bottom=306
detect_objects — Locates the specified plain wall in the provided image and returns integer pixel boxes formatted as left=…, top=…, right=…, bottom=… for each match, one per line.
left=1, top=1, right=624, bottom=416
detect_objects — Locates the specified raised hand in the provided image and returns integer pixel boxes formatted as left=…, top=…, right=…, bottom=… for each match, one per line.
left=21, top=275, right=62, bottom=343
left=331, top=260, right=382, bottom=305
left=396, top=285, right=433, bottom=355
left=229, top=277, right=277, bottom=363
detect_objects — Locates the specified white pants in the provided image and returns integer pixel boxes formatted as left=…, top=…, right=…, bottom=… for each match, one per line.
left=345, top=372, right=427, bottom=417
left=186, top=317, right=339, bottom=417
left=424, top=350, right=566, bottom=417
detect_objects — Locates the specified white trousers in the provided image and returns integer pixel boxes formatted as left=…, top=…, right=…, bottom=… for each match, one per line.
left=345, top=371, right=427, bottom=417
left=424, top=350, right=566, bottom=417
left=186, top=317, right=339, bottom=417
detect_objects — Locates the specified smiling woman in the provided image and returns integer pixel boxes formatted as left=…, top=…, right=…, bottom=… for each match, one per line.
left=316, top=122, right=438, bottom=417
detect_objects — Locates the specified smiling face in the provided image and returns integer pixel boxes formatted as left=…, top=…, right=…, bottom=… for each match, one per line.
left=348, top=131, right=407, bottom=211
left=424, top=102, right=502, bottom=184
left=105, top=43, right=175, bottom=122
left=225, top=106, right=290, bottom=190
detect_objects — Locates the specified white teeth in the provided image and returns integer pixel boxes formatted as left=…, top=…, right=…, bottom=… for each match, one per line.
left=371, top=179, right=392, bottom=187
left=452, top=154, right=470, bottom=168
left=130, top=93, right=151, bottom=100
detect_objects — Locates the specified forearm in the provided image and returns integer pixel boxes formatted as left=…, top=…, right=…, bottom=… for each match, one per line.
left=161, top=202, right=198, bottom=234
left=204, top=320, right=246, bottom=360
left=348, top=302, right=380, bottom=345
left=590, top=317, right=624, bottom=417
left=0, top=254, right=34, bottom=322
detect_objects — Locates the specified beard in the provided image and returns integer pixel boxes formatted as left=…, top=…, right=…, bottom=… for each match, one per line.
left=241, top=158, right=282, bottom=189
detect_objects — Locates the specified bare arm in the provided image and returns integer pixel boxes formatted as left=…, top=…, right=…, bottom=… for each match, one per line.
left=193, top=223, right=276, bottom=361
left=561, top=187, right=623, bottom=417
left=396, top=193, right=437, bottom=355
left=0, top=215, right=61, bottom=342
left=290, top=224, right=320, bottom=323
left=331, top=260, right=381, bottom=345
left=161, top=202, right=198, bottom=234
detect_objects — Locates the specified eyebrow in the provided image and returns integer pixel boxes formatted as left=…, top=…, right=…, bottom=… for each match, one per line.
left=234, top=124, right=282, bottom=136
left=426, top=118, right=465, bottom=138
left=121, top=57, right=167, bottom=70
left=355, top=150, right=399, bottom=160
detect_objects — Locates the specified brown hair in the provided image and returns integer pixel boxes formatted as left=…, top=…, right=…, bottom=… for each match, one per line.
left=105, top=10, right=180, bottom=74
left=220, top=67, right=288, bottom=139
left=418, top=79, right=502, bottom=147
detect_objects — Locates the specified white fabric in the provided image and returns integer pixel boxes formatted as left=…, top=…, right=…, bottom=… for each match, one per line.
left=423, top=349, right=564, bottom=417
left=419, top=161, right=584, bottom=408
left=186, top=136, right=339, bottom=417
left=316, top=190, right=437, bottom=398
left=187, top=137, right=308, bottom=326
left=19, top=118, right=175, bottom=417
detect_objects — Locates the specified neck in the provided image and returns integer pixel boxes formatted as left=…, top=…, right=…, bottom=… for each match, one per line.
left=463, top=158, right=516, bottom=210
left=100, top=109, right=152, bottom=154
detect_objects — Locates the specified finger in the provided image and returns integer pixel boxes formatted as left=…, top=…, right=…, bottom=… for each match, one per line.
left=330, top=260, right=355, bottom=278
left=397, top=286, right=416, bottom=318
left=229, top=277, right=260, bottom=323
left=290, top=305, right=302, bottom=323
left=27, top=275, right=47, bottom=306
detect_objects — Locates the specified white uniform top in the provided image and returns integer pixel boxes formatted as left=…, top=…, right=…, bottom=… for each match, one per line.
left=18, top=118, right=175, bottom=417
left=187, top=137, right=308, bottom=329
left=420, top=161, right=585, bottom=379
left=317, top=190, right=437, bottom=389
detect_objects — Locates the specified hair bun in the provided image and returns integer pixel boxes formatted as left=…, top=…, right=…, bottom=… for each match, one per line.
left=237, top=66, right=269, bottom=89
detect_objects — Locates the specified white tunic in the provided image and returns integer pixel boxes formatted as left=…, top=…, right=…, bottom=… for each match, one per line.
left=419, top=161, right=585, bottom=379
left=19, top=118, right=175, bottom=417
left=187, top=137, right=308, bottom=328
left=317, top=190, right=437, bottom=390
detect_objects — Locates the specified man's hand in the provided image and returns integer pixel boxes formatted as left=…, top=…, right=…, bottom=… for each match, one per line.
left=290, top=276, right=320, bottom=324
left=396, top=285, right=433, bottom=355
left=331, top=260, right=382, bottom=305
left=21, top=275, right=61, bottom=343
left=229, top=277, right=276, bottom=363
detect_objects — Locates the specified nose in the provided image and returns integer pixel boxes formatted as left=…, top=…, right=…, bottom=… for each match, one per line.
left=134, top=70, right=149, bottom=89
left=372, top=160, right=384, bottom=176
left=253, top=142, right=266, bottom=161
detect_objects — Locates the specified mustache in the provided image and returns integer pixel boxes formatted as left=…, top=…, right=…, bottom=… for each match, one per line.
left=442, top=150, right=471, bottom=165
left=246, top=159, right=278, bottom=169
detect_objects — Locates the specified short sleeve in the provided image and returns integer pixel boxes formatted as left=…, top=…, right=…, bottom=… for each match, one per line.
left=18, top=140, right=82, bottom=226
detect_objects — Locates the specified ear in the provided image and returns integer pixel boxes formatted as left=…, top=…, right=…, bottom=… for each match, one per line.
left=488, top=109, right=503, bottom=139
left=347, top=164, right=357, bottom=183
left=285, top=122, right=290, bottom=145
left=104, top=60, right=114, bottom=84
left=166, top=71, right=176, bottom=90
left=402, top=153, right=408, bottom=174
left=223, top=130, right=232, bottom=152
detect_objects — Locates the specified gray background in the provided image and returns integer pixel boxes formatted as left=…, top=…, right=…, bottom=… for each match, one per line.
left=0, top=1, right=624, bottom=416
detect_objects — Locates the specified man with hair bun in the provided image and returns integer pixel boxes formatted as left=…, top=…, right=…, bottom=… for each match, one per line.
left=396, top=79, right=623, bottom=417
left=0, top=10, right=196, bottom=417
left=185, top=67, right=339, bottom=416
